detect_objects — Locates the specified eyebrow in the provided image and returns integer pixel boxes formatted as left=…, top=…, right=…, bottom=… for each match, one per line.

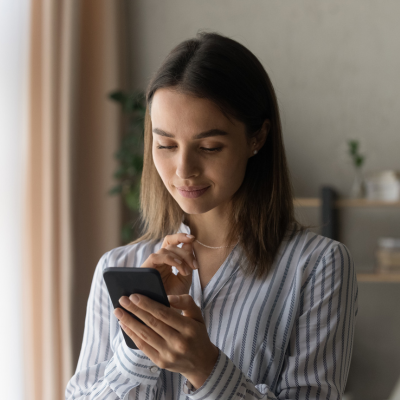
left=152, top=128, right=229, bottom=139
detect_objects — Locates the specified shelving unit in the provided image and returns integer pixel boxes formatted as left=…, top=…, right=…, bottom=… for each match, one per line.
left=294, top=198, right=400, bottom=208
left=356, top=273, right=400, bottom=282
left=294, top=196, right=400, bottom=282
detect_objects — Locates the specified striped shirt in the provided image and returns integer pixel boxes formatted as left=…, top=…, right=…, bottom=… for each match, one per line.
left=65, top=220, right=358, bottom=400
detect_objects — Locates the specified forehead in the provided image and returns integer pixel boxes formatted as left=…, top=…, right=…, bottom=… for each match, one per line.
left=150, top=88, right=245, bottom=136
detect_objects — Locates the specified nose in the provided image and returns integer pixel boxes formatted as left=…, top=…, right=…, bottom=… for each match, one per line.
left=175, top=149, right=199, bottom=180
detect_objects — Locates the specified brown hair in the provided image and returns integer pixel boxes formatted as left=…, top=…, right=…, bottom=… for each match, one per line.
left=130, top=31, right=307, bottom=280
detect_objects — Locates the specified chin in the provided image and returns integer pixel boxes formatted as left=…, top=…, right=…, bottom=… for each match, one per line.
left=175, top=199, right=215, bottom=215
left=178, top=205, right=211, bottom=215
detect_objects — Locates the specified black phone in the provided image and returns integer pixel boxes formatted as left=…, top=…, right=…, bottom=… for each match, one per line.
left=103, top=267, right=170, bottom=350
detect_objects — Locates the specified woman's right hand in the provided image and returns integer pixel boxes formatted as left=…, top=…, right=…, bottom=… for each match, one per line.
left=140, top=233, right=198, bottom=297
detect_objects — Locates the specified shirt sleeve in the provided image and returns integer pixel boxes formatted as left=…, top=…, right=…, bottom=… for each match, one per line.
left=65, top=250, right=164, bottom=400
left=182, top=242, right=359, bottom=399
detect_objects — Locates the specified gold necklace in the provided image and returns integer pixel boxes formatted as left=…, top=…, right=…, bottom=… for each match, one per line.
left=195, top=238, right=240, bottom=249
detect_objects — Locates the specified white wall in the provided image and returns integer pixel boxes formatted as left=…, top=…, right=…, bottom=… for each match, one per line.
left=127, top=2, right=400, bottom=399
left=0, top=0, right=29, bottom=399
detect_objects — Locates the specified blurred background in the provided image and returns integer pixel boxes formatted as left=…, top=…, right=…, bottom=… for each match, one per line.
left=1, top=1, right=400, bottom=399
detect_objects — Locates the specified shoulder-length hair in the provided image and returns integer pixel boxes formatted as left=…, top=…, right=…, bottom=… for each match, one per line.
left=130, top=31, right=306, bottom=280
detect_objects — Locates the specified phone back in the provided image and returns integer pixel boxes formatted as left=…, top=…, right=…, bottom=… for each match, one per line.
left=103, top=267, right=169, bottom=349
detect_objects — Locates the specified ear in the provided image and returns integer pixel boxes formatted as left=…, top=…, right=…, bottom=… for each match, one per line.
left=249, top=119, right=270, bottom=157
left=257, top=119, right=270, bottom=147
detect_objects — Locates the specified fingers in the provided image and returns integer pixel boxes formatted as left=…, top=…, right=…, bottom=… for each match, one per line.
left=168, top=294, right=204, bottom=323
left=161, top=233, right=195, bottom=249
left=141, top=234, right=198, bottom=277
left=118, top=321, right=146, bottom=350
left=115, top=301, right=168, bottom=353
left=164, top=244, right=198, bottom=271
left=119, top=320, right=160, bottom=362
left=162, top=233, right=198, bottom=270
left=119, top=294, right=190, bottom=334
left=146, top=251, right=193, bottom=276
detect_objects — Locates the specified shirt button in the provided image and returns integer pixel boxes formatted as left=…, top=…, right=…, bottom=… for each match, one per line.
left=150, top=366, right=159, bottom=373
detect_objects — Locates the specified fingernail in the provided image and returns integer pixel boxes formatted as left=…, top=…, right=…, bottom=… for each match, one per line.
left=130, top=294, right=140, bottom=304
left=186, top=234, right=195, bottom=239
left=193, top=260, right=199, bottom=270
left=114, top=308, right=123, bottom=319
left=119, top=297, right=130, bottom=306
left=174, top=258, right=182, bottom=264
left=168, top=295, right=179, bottom=303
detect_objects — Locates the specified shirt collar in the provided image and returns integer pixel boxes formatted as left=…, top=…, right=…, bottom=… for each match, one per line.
left=177, top=217, right=191, bottom=235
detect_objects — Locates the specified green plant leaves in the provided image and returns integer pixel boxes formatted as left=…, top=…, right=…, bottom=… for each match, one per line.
left=108, top=89, right=146, bottom=243
left=347, top=139, right=366, bottom=169
left=108, top=185, right=122, bottom=195
left=125, top=189, right=140, bottom=210
left=109, top=90, right=146, bottom=114
left=354, top=154, right=364, bottom=168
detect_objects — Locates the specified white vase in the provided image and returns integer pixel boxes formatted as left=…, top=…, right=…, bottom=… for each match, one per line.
left=350, top=168, right=366, bottom=198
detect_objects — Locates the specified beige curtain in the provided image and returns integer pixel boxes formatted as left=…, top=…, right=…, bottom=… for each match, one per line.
left=23, top=1, right=122, bottom=399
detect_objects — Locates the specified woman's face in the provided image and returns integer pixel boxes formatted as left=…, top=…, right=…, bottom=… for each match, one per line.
left=151, top=88, right=255, bottom=216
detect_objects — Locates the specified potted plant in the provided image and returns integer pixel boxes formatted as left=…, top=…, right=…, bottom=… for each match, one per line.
left=347, top=139, right=366, bottom=198
left=108, top=90, right=146, bottom=244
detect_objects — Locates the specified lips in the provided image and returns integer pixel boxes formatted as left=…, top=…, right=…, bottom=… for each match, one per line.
left=176, top=186, right=210, bottom=198
left=176, top=185, right=210, bottom=191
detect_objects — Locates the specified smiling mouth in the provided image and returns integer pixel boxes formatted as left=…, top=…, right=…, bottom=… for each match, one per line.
left=176, top=186, right=210, bottom=191
left=176, top=186, right=210, bottom=198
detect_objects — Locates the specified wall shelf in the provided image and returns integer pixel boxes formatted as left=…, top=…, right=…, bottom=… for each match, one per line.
left=356, top=273, right=400, bottom=282
left=294, top=198, right=321, bottom=207
left=294, top=198, right=400, bottom=208
left=294, top=194, right=400, bottom=283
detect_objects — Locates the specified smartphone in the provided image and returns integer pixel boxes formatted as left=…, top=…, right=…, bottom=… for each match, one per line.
left=103, top=267, right=170, bottom=350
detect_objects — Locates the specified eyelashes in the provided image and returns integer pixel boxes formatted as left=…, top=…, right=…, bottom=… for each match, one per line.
left=156, top=146, right=223, bottom=153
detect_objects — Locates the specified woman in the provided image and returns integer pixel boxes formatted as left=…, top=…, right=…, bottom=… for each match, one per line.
left=66, top=31, right=358, bottom=399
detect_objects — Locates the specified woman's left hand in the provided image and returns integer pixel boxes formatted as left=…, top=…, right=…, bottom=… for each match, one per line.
left=114, top=293, right=219, bottom=390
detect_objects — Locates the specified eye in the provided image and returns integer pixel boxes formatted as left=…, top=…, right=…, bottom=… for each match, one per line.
left=156, top=146, right=222, bottom=153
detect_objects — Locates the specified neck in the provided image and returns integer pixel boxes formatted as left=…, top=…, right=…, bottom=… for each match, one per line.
left=184, top=209, right=236, bottom=248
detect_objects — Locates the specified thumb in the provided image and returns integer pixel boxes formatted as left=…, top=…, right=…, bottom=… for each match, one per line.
left=168, top=294, right=204, bottom=322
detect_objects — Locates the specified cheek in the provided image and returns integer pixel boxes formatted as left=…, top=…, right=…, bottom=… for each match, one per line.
left=152, top=151, right=180, bottom=196
left=228, top=151, right=250, bottom=184
left=227, top=162, right=247, bottom=185
left=152, top=150, right=169, bottom=179
left=215, top=157, right=248, bottom=192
